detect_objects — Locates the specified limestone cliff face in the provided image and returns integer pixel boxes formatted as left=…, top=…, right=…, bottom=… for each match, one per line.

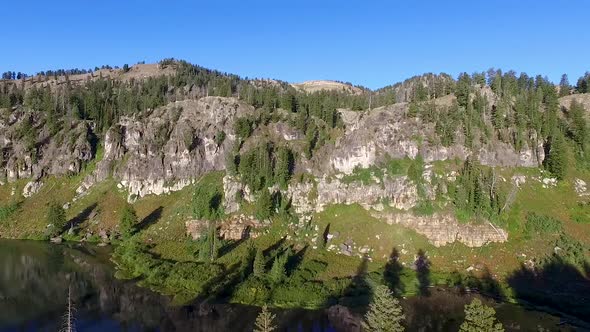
left=0, top=107, right=95, bottom=182
left=322, top=103, right=543, bottom=176
left=79, top=97, right=254, bottom=199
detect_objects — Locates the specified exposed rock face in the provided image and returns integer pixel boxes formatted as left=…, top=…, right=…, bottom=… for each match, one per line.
left=22, top=180, right=43, bottom=197
left=77, top=97, right=254, bottom=199
left=0, top=109, right=95, bottom=182
left=185, top=215, right=262, bottom=241
left=224, top=172, right=432, bottom=218
left=375, top=212, right=508, bottom=247
left=575, top=178, right=589, bottom=196
left=320, top=103, right=543, bottom=175
left=287, top=175, right=432, bottom=215
left=218, top=215, right=263, bottom=240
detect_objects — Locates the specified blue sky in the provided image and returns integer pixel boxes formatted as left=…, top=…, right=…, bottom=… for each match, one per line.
left=3, top=1, right=589, bottom=89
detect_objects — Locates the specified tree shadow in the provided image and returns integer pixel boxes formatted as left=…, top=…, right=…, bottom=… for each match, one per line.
left=507, top=256, right=590, bottom=321
left=64, top=203, right=97, bottom=233
left=285, top=245, right=308, bottom=276
left=477, top=267, right=505, bottom=300
left=321, top=223, right=330, bottom=248
left=583, top=261, right=590, bottom=278
left=218, top=238, right=246, bottom=258
left=415, top=249, right=430, bottom=296
left=263, top=236, right=286, bottom=258
left=199, top=263, right=243, bottom=301
left=135, top=206, right=163, bottom=233
left=337, top=254, right=372, bottom=309
left=384, top=247, right=404, bottom=295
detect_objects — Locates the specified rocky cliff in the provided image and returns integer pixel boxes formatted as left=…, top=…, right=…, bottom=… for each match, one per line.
left=4, top=64, right=588, bottom=251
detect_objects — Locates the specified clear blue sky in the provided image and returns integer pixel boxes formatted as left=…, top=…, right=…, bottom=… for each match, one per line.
left=3, top=0, right=589, bottom=89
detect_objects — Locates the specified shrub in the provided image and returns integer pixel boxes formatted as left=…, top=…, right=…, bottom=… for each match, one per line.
left=524, top=213, right=563, bottom=237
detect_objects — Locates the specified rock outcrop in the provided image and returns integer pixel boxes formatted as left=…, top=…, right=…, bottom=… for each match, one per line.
left=375, top=212, right=508, bottom=247
left=321, top=103, right=544, bottom=175
left=77, top=97, right=254, bottom=200
left=0, top=109, right=95, bottom=182
left=185, top=214, right=263, bottom=241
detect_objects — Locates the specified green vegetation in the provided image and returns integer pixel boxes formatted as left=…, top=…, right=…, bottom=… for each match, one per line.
left=45, top=201, right=66, bottom=238
left=523, top=213, right=562, bottom=237
left=237, top=142, right=294, bottom=192
left=192, top=172, right=224, bottom=220
left=450, top=158, right=505, bottom=221
left=254, top=305, right=276, bottom=332
left=362, top=284, right=405, bottom=332
left=459, top=298, right=504, bottom=332
left=0, top=201, right=20, bottom=222
left=119, top=203, right=138, bottom=238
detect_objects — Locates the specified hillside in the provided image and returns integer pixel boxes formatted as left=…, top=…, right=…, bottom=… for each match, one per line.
left=0, top=60, right=589, bottom=320
left=291, top=80, right=364, bottom=95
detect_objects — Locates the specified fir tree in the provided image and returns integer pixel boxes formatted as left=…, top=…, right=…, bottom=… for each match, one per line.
left=119, top=203, right=137, bottom=238
left=545, top=131, right=568, bottom=180
left=255, top=189, right=273, bottom=221
left=559, top=74, right=570, bottom=97
left=254, top=304, right=276, bottom=332
left=362, top=284, right=405, bottom=332
left=459, top=298, right=504, bottom=332
left=269, top=254, right=287, bottom=283
left=46, top=201, right=66, bottom=238
left=253, top=248, right=265, bottom=277
left=568, top=100, right=587, bottom=153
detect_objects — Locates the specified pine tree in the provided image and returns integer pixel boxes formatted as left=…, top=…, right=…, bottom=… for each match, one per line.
left=269, top=254, right=287, bottom=284
left=274, top=147, right=294, bottom=188
left=546, top=131, right=568, bottom=180
left=255, top=189, right=273, bottom=221
left=559, top=74, right=570, bottom=97
left=119, top=203, right=137, bottom=238
left=459, top=298, right=504, bottom=332
left=46, top=201, right=67, bottom=238
left=568, top=100, right=587, bottom=153
left=456, top=73, right=472, bottom=108
left=254, top=304, right=276, bottom=332
left=208, top=220, right=219, bottom=261
left=253, top=248, right=265, bottom=277
left=362, top=284, right=405, bottom=332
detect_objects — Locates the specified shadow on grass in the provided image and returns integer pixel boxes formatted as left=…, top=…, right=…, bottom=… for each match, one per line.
left=416, top=249, right=430, bottom=296
left=384, top=247, right=404, bottom=295
left=135, top=206, right=163, bottom=233
left=506, top=256, right=590, bottom=320
left=65, top=203, right=98, bottom=233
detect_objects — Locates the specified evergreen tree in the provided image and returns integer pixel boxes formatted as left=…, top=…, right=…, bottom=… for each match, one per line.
left=545, top=131, right=568, bottom=180
left=240, top=240, right=255, bottom=279
left=208, top=220, right=219, bottom=261
left=456, top=73, right=472, bottom=108
left=46, top=201, right=67, bottom=238
left=119, top=203, right=138, bottom=238
left=254, top=304, right=276, bottom=332
left=255, top=189, right=273, bottom=221
left=274, top=146, right=294, bottom=188
left=362, top=284, right=405, bottom=332
left=559, top=74, right=570, bottom=97
left=459, top=298, right=504, bottom=332
left=253, top=248, right=265, bottom=277
left=269, top=254, right=287, bottom=283
left=568, top=100, right=587, bottom=153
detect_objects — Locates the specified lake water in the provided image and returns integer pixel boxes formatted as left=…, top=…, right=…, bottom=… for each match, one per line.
left=0, top=240, right=585, bottom=331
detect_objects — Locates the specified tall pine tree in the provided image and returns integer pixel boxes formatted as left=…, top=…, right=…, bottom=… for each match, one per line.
left=254, top=305, right=276, bottom=332
left=362, top=284, right=405, bottom=332
left=460, top=298, right=504, bottom=332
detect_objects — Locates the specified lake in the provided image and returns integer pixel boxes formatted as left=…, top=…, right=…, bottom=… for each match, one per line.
left=0, top=239, right=584, bottom=331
